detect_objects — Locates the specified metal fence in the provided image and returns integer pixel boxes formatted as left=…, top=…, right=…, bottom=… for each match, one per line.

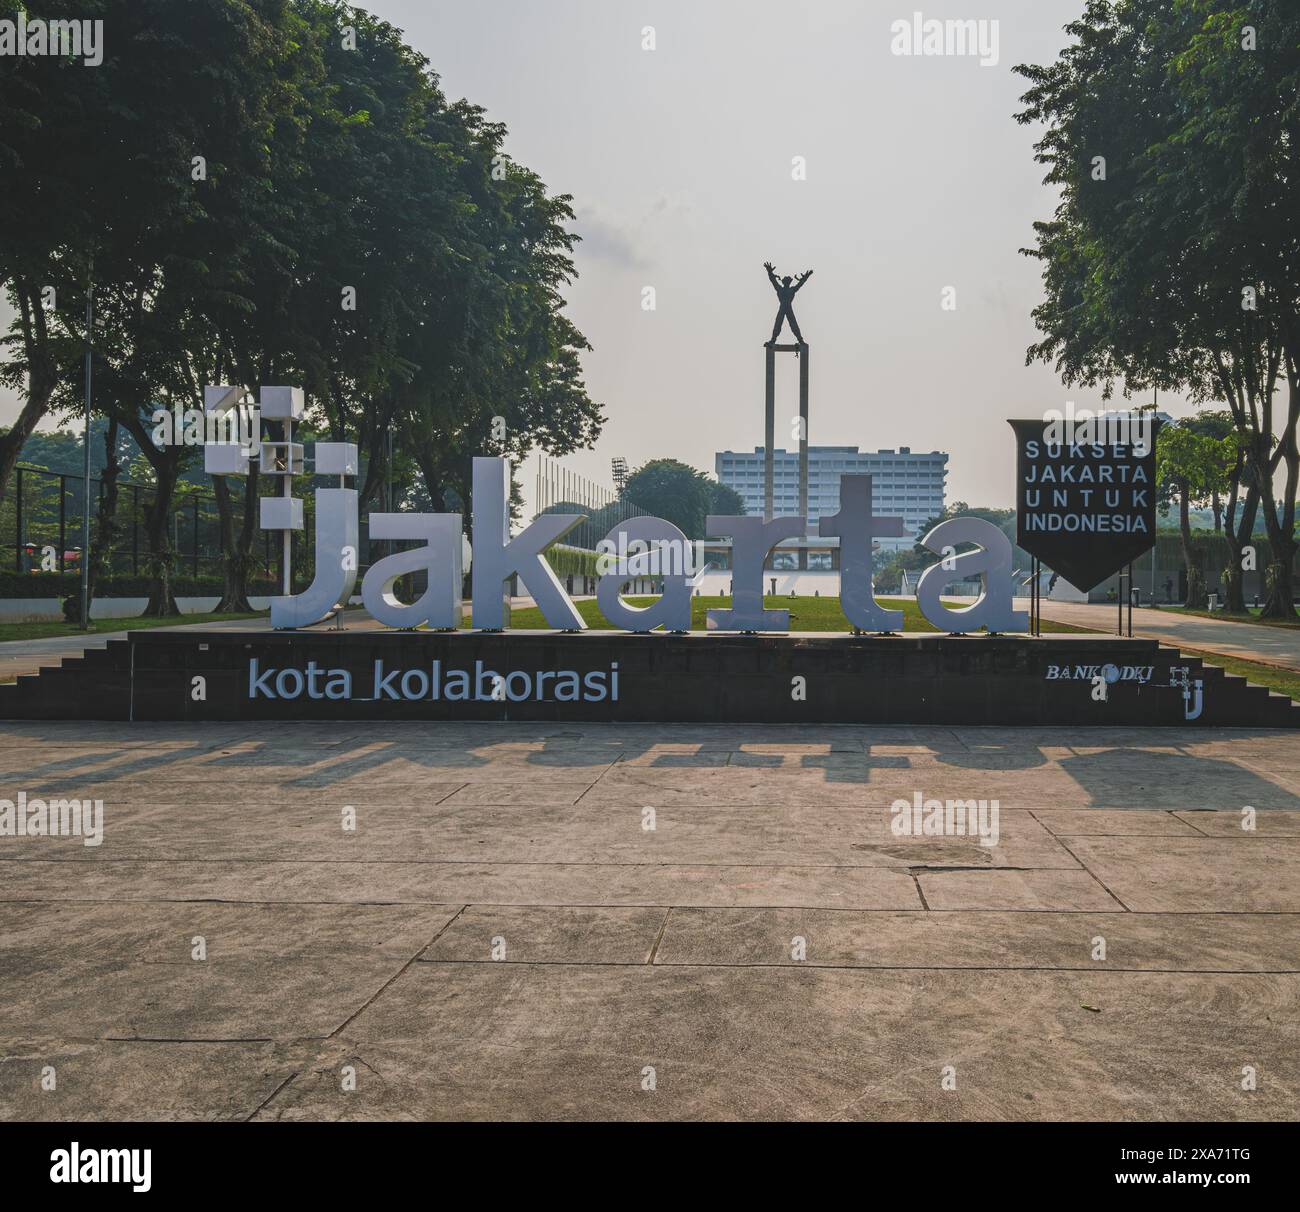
left=1, top=464, right=377, bottom=585
left=4, top=456, right=648, bottom=589
left=533, top=454, right=647, bottom=550
left=1, top=465, right=229, bottom=577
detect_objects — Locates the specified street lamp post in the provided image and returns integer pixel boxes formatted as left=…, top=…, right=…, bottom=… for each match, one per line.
left=79, top=269, right=94, bottom=631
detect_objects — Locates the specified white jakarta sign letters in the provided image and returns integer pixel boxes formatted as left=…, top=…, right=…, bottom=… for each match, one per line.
left=203, top=392, right=1026, bottom=636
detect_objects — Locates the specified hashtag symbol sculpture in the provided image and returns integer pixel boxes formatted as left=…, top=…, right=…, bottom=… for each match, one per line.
left=203, top=384, right=358, bottom=628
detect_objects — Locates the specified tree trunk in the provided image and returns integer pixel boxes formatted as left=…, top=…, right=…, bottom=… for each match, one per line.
left=0, top=394, right=52, bottom=508
left=1244, top=377, right=1297, bottom=616
left=1257, top=496, right=1298, bottom=620
left=1178, top=482, right=1207, bottom=609
left=0, top=283, right=56, bottom=506
left=1221, top=484, right=1258, bottom=615
left=118, top=413, right=186, bottom=617
left=62, top=419, right=121, bottom=624
left=212, top=471, right=257, bottom=613
left=1260, top=546, right=1297, bottom=619
left=141, top=462, right=181, bottom=616
left=1258, top=375, right=1300, bottom=619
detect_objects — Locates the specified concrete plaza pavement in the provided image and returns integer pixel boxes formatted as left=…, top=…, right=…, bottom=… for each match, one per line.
left=1, top=720, right=1297, bottom=1121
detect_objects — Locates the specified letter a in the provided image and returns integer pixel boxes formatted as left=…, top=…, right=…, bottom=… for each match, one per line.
left=362, top=513, right=463, bottom=628
left=916, top=517, right=1028, bottom=634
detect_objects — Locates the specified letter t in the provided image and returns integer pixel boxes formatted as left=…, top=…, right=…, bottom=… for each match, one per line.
left=819, top=475, right=904, bottom=631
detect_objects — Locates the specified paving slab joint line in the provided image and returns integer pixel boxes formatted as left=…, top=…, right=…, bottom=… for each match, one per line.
left=1050, top=835, right=1132, bottom=911
left=101, top=1035, right=277, bottom=1044
left=647, top=907, right=672, bottom=964
left=326, top=904, right=469, bottom=1039
left=1164, top=810, right=1216, bottom=838
left=0, top=858, right=1017, bottom=871
left=1159, top=807, right=1209, bottom=837
left=571, top=759, right=620, bottom=804
left=245, top=1070, right=299, bottom=1123
left=412, top=958, right=1300, bottom=974
left=912, top=874, right=931, bottom=910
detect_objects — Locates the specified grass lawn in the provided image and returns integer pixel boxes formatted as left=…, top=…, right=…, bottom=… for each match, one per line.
left=0, top=610, right=268, bottom=644
left=7, top=600, right=1289, bottom=701
left=469, top=596, right=1093, bottom=634
left=1159, top=605, right=1300, bottom=629
left=1179, top=647, right=1300, bottom=702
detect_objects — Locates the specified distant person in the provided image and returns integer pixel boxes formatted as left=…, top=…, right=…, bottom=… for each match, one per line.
left=1164, top=577, right=1174, bottom=604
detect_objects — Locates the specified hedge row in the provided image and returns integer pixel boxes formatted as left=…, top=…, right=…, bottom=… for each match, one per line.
left=544, top=544, right=599, bottom=578
left=1, top=546, right=602, bottom=596
left=0, top=572, right=279, bottom=599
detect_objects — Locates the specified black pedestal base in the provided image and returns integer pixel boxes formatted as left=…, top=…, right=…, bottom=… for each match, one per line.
left=1, top=630, right=1295, bottom=727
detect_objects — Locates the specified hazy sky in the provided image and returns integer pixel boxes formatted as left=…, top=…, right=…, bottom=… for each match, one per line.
left=385, top=0, right=1191, bottom=509
left=2, top=1, right=1197, bottom=509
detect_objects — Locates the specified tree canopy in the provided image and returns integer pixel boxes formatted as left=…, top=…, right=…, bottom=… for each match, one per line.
left=620, top=459, right=741, bottom=539
left=0, top=0, right=602, bottom=614
left=1015, top=0, right=1300, bottom=615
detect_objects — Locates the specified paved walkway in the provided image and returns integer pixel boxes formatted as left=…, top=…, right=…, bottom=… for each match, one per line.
left=1031, top=600, right=1300, bottom=671
left=7, top=597, right=1300, bottom=682
left=0, top=599, right=566, bottom=681
left=1, top=720, right=1296, bottom=1120
left=0, top=615, right=285, bottom=682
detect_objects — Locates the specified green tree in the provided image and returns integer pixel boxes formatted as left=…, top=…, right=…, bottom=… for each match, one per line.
left=4, top=1, right=603, bottom=618
left=0, top=0, right=110, bottom=506
left=4, top=0, right=310, bottom=615
left=280, top=3, right=603, bottom=519
left=1156, top=417, right=1238, bottom=608
left=914, top=501, right=1015, bottom=546
left=1015, top=0, right=1300, bottom=617
left=621, top=459, right=718, bottom=539
left=707, top=480, right=746, bottom=518
left=874, top=502, right=1021, bottom=592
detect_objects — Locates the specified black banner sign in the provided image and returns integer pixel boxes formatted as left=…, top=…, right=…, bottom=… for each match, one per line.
left=1009, top=416, right=1161, bottom=592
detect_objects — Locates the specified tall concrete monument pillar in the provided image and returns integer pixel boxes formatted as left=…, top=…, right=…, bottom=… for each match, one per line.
left=764, top=344, right=776, bottom=521
left=761, top=342, right=809, bottom=526
left=798, top=343, right=809, bottom=527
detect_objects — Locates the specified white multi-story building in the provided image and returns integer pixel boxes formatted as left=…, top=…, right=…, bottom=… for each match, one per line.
left=715, top=445, right=948, bottom=551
